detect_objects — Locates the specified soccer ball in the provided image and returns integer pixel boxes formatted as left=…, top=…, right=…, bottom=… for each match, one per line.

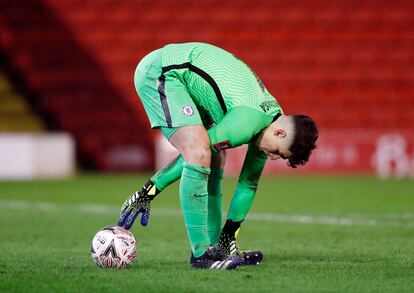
left=90, top=225, right=137, bottom=268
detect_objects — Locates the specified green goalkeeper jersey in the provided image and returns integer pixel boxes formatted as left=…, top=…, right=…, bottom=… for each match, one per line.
left=160, top=43, right=283, bottom=151
left=161, top=42, right=283, bottom=124
left=135, top=42, right=284, bottom=221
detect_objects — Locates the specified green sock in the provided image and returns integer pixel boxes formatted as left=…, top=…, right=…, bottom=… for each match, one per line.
left=151, top=155, right=183, bottom=191
left=180, top=162, right=211, bottom=258
left=207, top=167, right=223, bottom=245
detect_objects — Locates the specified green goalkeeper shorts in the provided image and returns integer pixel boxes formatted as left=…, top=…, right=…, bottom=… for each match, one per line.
left=134, top=48, right=208, bottom=139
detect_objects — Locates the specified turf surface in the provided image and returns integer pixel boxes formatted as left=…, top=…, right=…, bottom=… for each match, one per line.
left=0, top=174, right=413, bottom=292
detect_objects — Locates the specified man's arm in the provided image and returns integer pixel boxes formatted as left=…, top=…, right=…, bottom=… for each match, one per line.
left=207, top=107, right=272, bottom=151
left=118, top=107, right=271, bottom=229
left=227, top=143, right=267, bottom=222
left=207, top=107, right=271, bottom=221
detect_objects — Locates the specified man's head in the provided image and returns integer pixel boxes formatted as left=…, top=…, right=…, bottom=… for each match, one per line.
left=256, top=115, right=318, bottom=168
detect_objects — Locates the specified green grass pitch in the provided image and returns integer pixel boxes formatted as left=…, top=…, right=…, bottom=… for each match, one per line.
left=0, top=174, right=413, bottom=292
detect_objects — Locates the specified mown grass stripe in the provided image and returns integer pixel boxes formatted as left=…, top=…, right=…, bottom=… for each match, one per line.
left=1, top=199, right=413, bottom=228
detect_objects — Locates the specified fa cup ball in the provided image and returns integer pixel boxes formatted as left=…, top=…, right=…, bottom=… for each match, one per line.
left=90, top=226, right=136, bottom=268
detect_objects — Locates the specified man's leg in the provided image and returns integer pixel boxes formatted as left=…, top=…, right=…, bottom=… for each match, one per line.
left=207, top=150, right=226, bottom=245
left=120, top=150, right=226, bottom=238
left=119, top=119, right=225, bottom=229
left=213, top=143, right=266, bottom=265
left=169, top=125, right=211, bottom=258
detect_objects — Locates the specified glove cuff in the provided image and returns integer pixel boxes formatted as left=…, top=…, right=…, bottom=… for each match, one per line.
left=141, top=179, right=161, bottom=200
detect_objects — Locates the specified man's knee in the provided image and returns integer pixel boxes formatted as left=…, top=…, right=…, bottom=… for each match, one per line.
left=183, top=145, right=211, bottom=167
left=169, top=125, right=211, bottom=167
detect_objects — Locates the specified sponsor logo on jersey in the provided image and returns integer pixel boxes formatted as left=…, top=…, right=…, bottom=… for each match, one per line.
left=213, top=140, right=232, bottom=151
left=181, top=105, right=195, bottom=116
left=260, top=100, right=280, bottom=113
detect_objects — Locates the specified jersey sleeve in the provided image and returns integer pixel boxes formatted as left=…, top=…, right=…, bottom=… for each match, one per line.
left=207, top=107, right=273, bottom=151
left=238, top=142, right=268, bottom=189
left=227, top=142, right=268, bottom=221
left=206, top=107, right=270, bottom=221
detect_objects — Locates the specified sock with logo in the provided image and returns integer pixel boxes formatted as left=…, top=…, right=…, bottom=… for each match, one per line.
left=180, top=162, right=211, bottom=258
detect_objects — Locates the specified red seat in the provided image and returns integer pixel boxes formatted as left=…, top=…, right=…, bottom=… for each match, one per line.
left=1, top=0, right=413, bottom=170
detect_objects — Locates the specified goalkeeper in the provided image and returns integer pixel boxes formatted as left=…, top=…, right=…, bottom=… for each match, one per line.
left=118, top=43, right=318, bottom=270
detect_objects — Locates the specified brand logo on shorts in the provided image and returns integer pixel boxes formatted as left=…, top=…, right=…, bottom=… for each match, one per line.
left=181, top=105, right=194, bottom=116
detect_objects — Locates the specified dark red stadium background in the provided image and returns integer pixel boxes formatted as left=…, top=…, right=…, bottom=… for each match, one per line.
left=1, top=0, right=413, bottom=176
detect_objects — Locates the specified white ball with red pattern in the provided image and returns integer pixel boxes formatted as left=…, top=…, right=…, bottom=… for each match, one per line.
left=91, top=226, right=137, bottom=268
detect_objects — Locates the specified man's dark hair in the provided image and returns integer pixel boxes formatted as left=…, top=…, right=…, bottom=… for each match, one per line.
left=288, top=115, right=318, bottom=168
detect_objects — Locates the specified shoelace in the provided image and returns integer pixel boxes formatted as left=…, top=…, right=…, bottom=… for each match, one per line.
left=228, top=240, right=241, bottom=256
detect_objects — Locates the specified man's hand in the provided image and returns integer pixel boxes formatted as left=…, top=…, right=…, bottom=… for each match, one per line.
left=117, top=190, right=151, bottom=229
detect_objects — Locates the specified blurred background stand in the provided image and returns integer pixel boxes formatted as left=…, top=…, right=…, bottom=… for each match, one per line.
left=0, top=0, right=413, bottom=178
left=0, top=133, right=75, bottom=179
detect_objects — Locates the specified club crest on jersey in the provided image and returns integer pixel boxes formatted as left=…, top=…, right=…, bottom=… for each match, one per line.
left=181, top=105, right=195, bottom=116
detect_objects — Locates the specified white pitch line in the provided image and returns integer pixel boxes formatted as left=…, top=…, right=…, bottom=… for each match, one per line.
left=0, top=199, right=413, bottom=228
